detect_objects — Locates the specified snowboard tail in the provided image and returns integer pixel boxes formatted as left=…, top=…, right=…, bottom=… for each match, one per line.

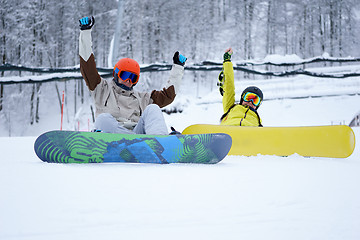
left=34, top=131, right=232, bottom=164
left=182, top=124, right=355, bottom=158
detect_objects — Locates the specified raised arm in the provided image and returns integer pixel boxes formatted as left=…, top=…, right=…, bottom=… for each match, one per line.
left=79, top=16, right=101, bottom=91
left=222, top=48, right=235, bottom=113
left=151, top=52, right=186, bottom=108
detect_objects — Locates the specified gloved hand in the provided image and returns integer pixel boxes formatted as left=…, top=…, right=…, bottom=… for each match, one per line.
left=79, top=16, right=95, bottom=30
left=223, top=48, right=233, bottom=62
left=173, top=51, right=187, bottom=66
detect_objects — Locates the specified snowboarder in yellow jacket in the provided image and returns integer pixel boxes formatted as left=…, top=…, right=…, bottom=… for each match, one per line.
left=219, top=48, right=263, bottom=127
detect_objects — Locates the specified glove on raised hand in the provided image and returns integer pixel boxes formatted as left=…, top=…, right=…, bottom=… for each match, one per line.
left=173, top=51, right=187, bottom=66
left=223, top=48, right=233, bottom=62
left=79, top=16, right=95, bottom=30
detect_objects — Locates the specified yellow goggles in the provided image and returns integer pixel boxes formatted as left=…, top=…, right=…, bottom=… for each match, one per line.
left=243, top=92, right=262, bottom=106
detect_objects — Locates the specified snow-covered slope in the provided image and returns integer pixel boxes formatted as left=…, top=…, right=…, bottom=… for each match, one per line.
left=1, top=94, right=359, bottom=240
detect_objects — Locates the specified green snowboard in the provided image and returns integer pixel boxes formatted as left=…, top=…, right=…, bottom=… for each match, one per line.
left=34, top=131, right=232, bottom=164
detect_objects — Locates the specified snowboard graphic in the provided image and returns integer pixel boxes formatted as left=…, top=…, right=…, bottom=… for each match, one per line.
left=34, top=131, right=232, bottom=164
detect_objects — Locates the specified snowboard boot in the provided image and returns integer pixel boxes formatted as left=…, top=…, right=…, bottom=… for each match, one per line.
left=91, top=129, right=103, bottom=133
left=169, top=127, right=181, bottom=135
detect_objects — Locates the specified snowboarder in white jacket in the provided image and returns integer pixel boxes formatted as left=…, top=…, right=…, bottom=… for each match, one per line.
left=79, top=16, right=187, bottom=134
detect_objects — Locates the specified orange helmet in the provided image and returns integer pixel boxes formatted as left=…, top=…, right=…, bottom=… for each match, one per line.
left=113, top=58, right=140, bottom=85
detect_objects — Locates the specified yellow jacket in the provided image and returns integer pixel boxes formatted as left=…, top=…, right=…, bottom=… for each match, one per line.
left=220, top=61, right=262, bottom=127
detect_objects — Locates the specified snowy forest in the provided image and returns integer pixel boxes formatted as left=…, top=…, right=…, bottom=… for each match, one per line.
left=1, top=0, right=360, bottom=136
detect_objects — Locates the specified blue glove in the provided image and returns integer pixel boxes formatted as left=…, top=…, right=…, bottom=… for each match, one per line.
left=179, top=54, right=187, bottom=64
left=173, top=51, right=187, bottom=66
left=79, top=16, right=95, bottom=30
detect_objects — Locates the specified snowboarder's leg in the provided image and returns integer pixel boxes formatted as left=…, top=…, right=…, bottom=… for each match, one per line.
left=94, top=113, right=133, bottom=134
left=133, top=104, right=168, bottom=135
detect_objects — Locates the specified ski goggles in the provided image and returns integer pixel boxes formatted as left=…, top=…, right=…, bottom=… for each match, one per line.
left=114, top=68, right=139, bottom=84
left=242, top=92, right=262, bottom=106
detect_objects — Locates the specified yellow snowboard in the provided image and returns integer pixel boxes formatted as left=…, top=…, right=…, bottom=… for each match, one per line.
left=182, top=124, right=355, bottom=158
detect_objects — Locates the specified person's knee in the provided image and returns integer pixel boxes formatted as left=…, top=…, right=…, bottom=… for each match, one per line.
left=146, top=104, right=161, bottom=112
left=95, top=113, right=116, bottom=129
left=97, top=113, right=113, bottom=119
left=143, top=104, right=162, bottom=116
left=96, top=113, right=113, bottom=122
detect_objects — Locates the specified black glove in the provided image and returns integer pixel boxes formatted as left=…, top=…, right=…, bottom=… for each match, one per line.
left=223, top=48, right=233, bottom=62
left=173, top=51, right=187, bottom=66
left=223, top=52, right=232, bottom=62
left=79, top=16, right=95, bottom=30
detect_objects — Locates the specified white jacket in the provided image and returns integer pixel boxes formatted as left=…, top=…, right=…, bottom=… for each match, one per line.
left=79, top=29, right=184, bottom=129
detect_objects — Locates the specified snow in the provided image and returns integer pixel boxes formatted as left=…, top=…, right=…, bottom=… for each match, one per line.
left=1, top=92, right=360, bottom=240
left=1, top=55, right=360, bottom=239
